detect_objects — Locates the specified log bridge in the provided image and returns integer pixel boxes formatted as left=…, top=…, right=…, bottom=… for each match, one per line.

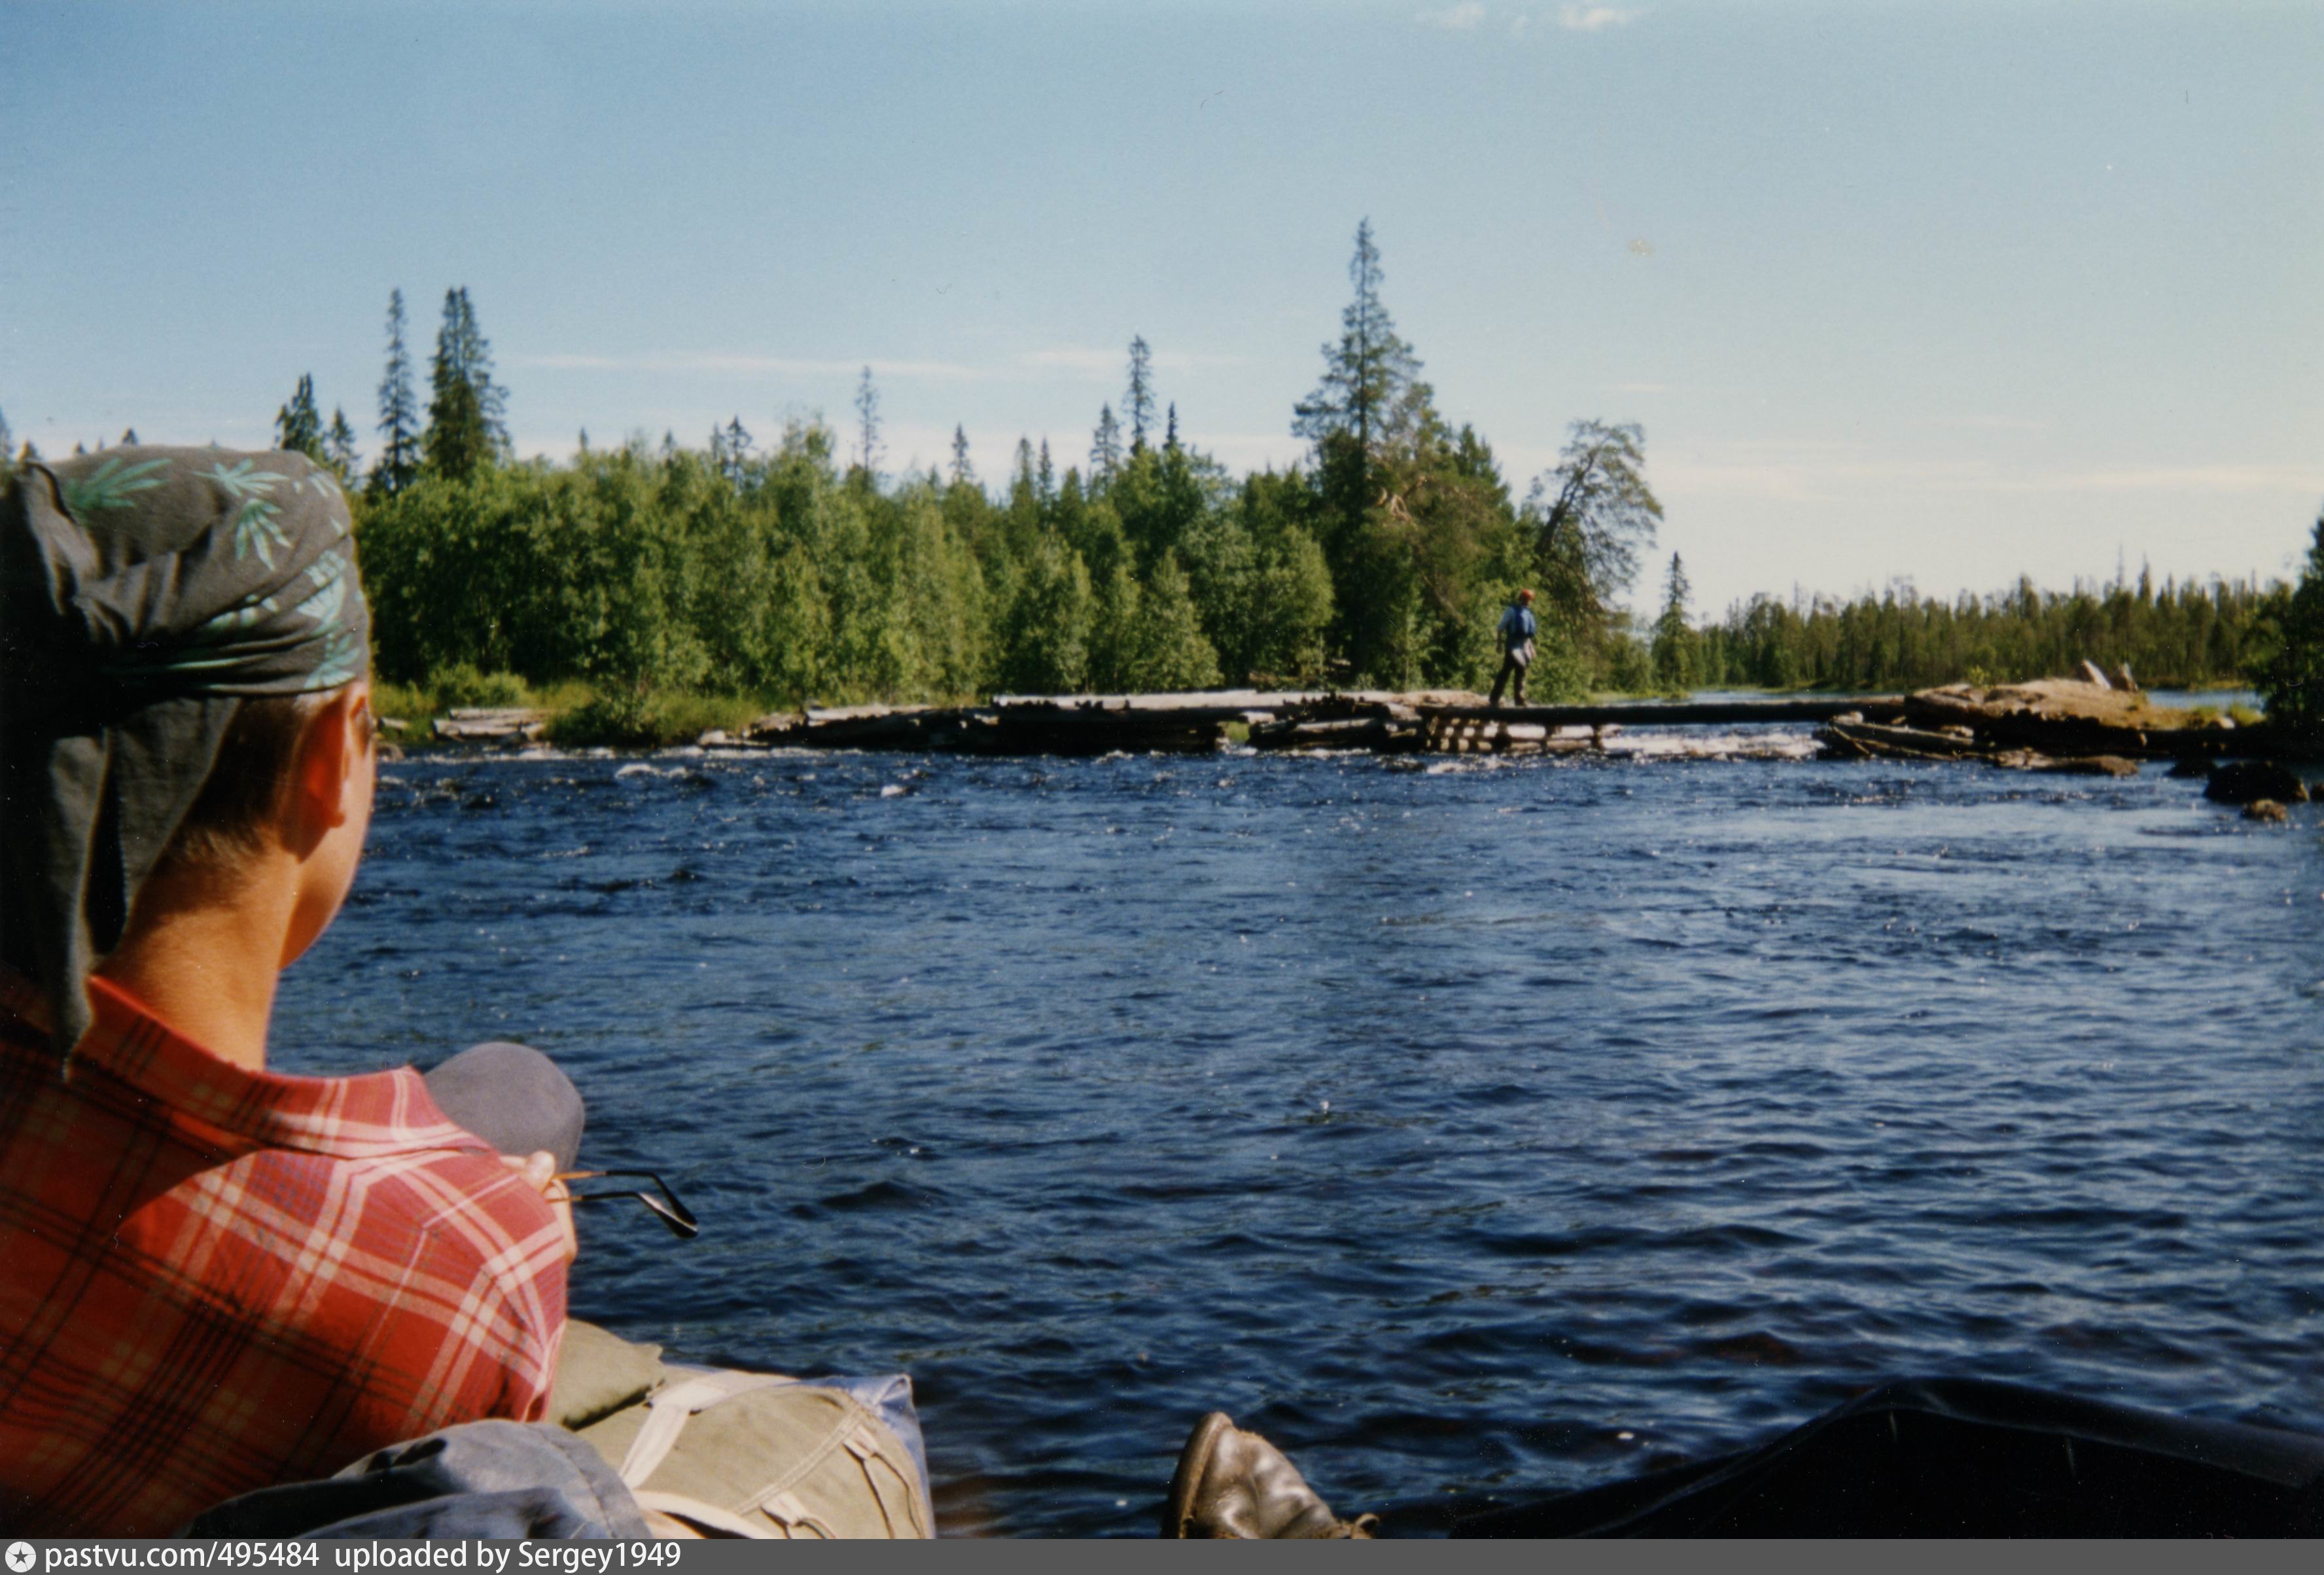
left=713, top=691, right=1920, bottom=759
left=413, top=678, right=2270, bottom=767
left=1416, top=697, right=1904, bottom=756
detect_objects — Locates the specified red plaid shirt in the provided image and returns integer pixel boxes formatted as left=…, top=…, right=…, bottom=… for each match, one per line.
left=0, top=970, right=570, bottom=1536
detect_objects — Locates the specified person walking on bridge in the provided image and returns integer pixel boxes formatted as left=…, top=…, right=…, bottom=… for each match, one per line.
left=1488, top=589, right=1538, bottom=707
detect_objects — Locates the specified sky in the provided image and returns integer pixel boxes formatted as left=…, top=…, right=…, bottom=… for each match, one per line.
left=3, top=0, right=2318, bottom=616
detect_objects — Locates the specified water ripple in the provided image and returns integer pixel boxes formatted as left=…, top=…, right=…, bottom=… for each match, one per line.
left=291, top=749, right=2324, bottom=1534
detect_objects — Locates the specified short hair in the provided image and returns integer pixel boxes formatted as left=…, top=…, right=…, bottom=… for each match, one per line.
left=158, top=690, right=338, bottom=870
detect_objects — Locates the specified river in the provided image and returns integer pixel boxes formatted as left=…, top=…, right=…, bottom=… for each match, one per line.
left=272, top=730, right=2324, bottom=1534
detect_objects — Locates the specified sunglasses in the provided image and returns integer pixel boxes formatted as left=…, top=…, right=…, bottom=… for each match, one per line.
left=552, top=1169, right=700, bottom=1239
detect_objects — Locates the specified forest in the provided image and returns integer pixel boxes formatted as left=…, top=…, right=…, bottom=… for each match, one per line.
left=5, top=222, right=2311, bottom=747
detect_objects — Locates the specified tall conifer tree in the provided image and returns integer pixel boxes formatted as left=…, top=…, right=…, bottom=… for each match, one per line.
left=274, top=374, right=325, bottom=460
left=1089, top=404, right=1123, bottom=486
left=716, top=415, right=753, bottom=487
left=374, top=288, right=421, bottom=496
left=2256, top=510, right=2324, bottom=750
left=854, top=366, right=882, bottom=484
left=1652, top=552, right=1697, bottom=693
left=1125, top=336, right=1155, bottom=454
left=422, top=287, right=507, bottom=479
left=1294, top=219, right=1422, bottom=472
left=326, top=408, right=359, bottom=480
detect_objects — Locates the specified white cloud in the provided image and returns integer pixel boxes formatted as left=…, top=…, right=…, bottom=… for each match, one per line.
left=1558, top=5, right=1637, bottom=31
left=511, top=352, right=981, bottom=381
left=512, top=347, right=1252, bottom=387
left=1511, top=14, right=1530, bottom=38
left=1018, top=346, right=1251, bottom=380
left=1018, top=347, right=1132, bottom=378
left=1415, top=4, right=1486, bottom=31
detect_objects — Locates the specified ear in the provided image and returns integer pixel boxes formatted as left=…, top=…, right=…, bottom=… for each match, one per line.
left=285, top=684, right=374, bottom=847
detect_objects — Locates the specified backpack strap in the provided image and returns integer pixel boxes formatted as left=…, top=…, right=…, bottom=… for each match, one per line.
left=617, top=1370, right=795, bottom=1487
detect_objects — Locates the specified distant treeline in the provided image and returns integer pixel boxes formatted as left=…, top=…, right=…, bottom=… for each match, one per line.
left=6, top=223, right=2312, bottom=719
left=243, top=223, right=1678, bottom=708
left=1689, top=573, right=2283, bottom=694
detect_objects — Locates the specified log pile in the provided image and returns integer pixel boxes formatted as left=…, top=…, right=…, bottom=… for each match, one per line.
left=741, top=698, right=1244, bottom=756
left=1250, top=696, right=1426, bottom=753
left=1815, top=677, right=2247, bottom=774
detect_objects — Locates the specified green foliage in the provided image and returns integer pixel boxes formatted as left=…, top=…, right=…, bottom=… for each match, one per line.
left=1652, top=552, right=1697, bottom=694
left=372, top=289, right=421, bottom=498
left=853, top=366, right=881, bottom=482
left=1696, top=571, right=2276, bottom=692
left=422, top=287, right=506, bottom=481
left=2252, top=512, right=2324, bottom=750
left=1097, top=550, right=1221, bottom=692
left=432, top=664, right=531, bottom=707
left=325, top=408, right=359, bottom=481
left=545, top=686, right=660, bottom=748
left=274, top=374, right=325, bottom=461
left=996, top=534, right=1093, bottom=693
left=1125, top=337, right=1157, bottom=454
left=1525, top=419, right=1663, bottom=679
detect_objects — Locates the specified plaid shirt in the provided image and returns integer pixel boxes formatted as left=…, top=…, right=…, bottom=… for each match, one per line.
left=0, top=970, right=570, bottom=1536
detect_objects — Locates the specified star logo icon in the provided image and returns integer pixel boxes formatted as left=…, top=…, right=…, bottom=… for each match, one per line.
left=6, top=1542, right=35, bottom=1573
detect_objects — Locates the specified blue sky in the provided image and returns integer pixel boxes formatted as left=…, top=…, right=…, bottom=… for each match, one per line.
left=5, top=1, right=2317, bottom=614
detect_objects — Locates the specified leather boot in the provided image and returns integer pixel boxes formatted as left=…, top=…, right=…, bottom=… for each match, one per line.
left=1161, top=1412, right=1379, bottom=1538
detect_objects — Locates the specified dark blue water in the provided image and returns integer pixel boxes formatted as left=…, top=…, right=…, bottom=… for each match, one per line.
left=273, top=740, right=2324, bottom=1535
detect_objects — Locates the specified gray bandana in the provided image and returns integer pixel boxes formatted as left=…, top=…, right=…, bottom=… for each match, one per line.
left=1, top=447, right=372, bottom=1059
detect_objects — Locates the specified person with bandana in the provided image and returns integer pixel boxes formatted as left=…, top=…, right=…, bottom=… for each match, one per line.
left=0, top=450, right=579, bottom=1536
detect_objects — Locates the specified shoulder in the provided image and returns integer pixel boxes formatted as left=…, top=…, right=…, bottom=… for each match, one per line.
left=282, top=1147, right=569, bottom=1398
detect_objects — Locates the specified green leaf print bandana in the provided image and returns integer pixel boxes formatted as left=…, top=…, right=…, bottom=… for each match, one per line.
left=0, top=447, right=372, bottom=1059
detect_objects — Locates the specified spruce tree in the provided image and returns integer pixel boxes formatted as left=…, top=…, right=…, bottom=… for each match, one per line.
left=274, top=374, right=325, bottom=460
left=1089, top=404, right=1123, bottom=487
left=423, top=288, right=504, bottom=480
left=854, top=366, right=882, bottom=484
left=717, top=415, right=753, bottom=488
left=2256, top=510, right=2324, bottom=751
left=374, top=288, right=421, bottom=496
left=451, top=287, right=510, bottom=457
left=1294, top=219, right=1423, bottom=472
left=0, top=408, right=12, bottom=479
left=1125, top=336, right=1155, bottom=454
left=949, top=425, right=976, bottom=487
left=326, top=407, right=359, bottom=480
left=1293, top=219, right=1434, bottom=679
left=423, top=355, right=487, bottom=480
left=1652, top=552, right=1697, bottom=694
left=1125, top=551, right=1222, bottom=692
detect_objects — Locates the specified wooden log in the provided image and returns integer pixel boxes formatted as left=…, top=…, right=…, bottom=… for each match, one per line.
left=432, top=707, right=548, bottom=741
left=1903, top=681, right=2233, bottom=760
left=1420, top=696, right=1907, bottom=729
left=1992, top=750, right=2141, bottom=777
left=1818, top=718, right=1991, bottom=761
